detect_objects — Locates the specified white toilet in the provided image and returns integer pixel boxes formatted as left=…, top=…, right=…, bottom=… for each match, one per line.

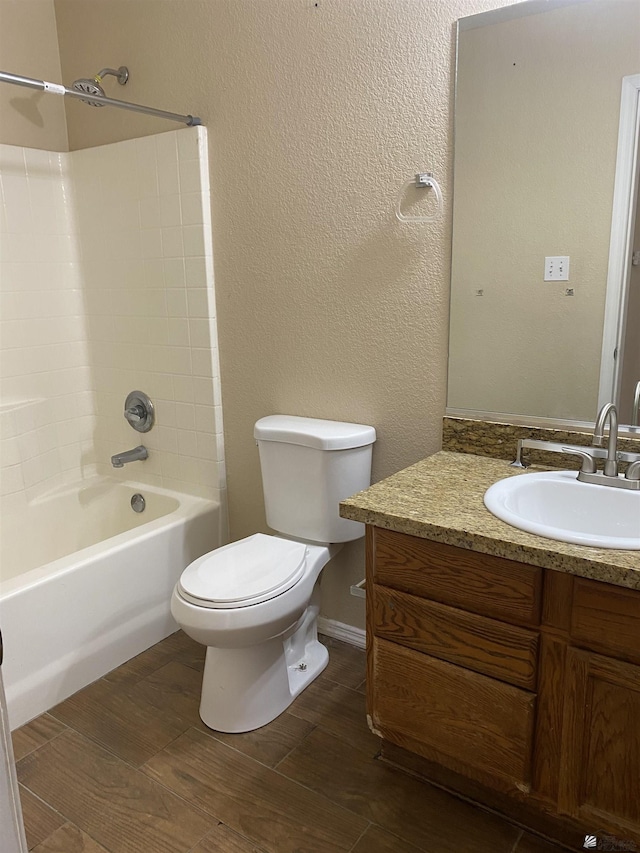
left=171, top=414, right=376, bottom=733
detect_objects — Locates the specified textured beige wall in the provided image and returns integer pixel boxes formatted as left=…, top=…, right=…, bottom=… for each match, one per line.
left=448, top=0, right=639, bottom=423
left=0, top=0, right=68, bottom=151
left=52, top=0, right=510, bottom=629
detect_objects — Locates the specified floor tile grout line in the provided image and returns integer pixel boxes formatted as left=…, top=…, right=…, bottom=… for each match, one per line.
left=45, top=712, right=159, bottom=774
left=510, top=827, right=525, bottom=853
left=102, top=635, right=204, bottom=686
left=20, top=637, right=371, bottom=849
left=189, top=721, right=317, bottom=773
left=37, top=719, right=221, bottom=831
left=349, top=821, right=434, bottom=853
left=65, top=820, right=116, bottom=853
left=184, top=819, right=223, bottom=853
left=282, top=715, right=382, bottom=760
left=12, top=721, right=69, bottom=766
left=18, top=636, right=527, bottom=853
left=269, top=744, right=381, bottom=825
left=45, top=670, right=210, bottom=772
left=271, top=722, right=319, bottom=772
left=18, top=726, right=224, bottom=848
left=318, top=675, right=368, bottom=695
left=269, top=727, right=519, bottom=853
left=139, top=757, right=369, bottom=853
left=17, top=778, right=69, bottom=825
left=137, top=723, right=374, bottom=847
left=347, top=821, right=372, bottom=853
left=185, top=820, right=269, bottom=853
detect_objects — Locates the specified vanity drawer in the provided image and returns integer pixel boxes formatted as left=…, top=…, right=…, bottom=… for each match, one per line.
left=373, top=584, right=538, bottom=690
left=571, top=577, right=640, bottom=665
left=372, top=528, right=542, bottom=627
left=371, top=638, right=536, bottom=791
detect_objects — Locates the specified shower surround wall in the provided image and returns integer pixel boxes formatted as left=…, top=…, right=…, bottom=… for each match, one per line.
left=0, top=144, right=91, bottom=507
left=0, top=127, right=226, bottom=516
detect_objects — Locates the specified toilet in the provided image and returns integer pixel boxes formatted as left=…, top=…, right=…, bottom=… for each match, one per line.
left=171, top=414, right=376, bottom=733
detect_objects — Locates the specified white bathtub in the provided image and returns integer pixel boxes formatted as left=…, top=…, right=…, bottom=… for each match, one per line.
left=0, top=478, right=219, bottom=729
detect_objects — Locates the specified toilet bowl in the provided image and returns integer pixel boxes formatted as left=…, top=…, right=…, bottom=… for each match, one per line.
left=171, top=533, right=341, bottom=732
left=171, top=415, right=376, bottom=733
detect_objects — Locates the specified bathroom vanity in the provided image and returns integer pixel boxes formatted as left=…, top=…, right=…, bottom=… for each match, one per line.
left=340, top=450, right=640, bottom=849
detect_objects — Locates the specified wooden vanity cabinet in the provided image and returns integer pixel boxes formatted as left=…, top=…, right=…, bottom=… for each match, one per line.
left=368, top=527, right=542, bottom=795
left=558, top=579, right=640, bottom=840
left=559, top=648, right=640, bottom=836
left=365, top=526, right=640, bottom=845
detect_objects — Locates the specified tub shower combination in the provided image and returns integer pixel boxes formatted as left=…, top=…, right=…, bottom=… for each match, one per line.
left=1, top=477, right=219, bottom=729
left=0, top=69, right=220, bottom=730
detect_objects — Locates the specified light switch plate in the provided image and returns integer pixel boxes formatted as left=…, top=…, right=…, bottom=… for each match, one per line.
left=545, top=256, right=570, bottom=281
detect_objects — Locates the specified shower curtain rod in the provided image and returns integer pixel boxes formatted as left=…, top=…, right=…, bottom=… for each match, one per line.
left=0, top=70, right=201, bottom=126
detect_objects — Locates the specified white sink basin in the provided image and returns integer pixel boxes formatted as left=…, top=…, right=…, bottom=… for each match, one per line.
left=484, top=470, right=640, bottom=550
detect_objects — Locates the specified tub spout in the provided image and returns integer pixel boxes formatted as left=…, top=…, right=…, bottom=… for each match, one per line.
left=111, top=445, right=148, bottom=468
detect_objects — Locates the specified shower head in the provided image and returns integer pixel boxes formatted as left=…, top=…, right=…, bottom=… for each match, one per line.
left=72, top=77, right=106, bottom=107
left=71, top=66, right=129, bottom=107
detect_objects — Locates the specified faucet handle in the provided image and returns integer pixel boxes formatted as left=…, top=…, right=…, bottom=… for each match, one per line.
left=561, top=447, right=597, bottom=474
left=125, top=404, right=145, bottom=423
left=123, top=391, right=154, bottom=433
left=625, top=459, right=640, bottom=482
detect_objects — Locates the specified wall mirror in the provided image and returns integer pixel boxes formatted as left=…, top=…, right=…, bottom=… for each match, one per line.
left=447, top=0, right=640, bottom=433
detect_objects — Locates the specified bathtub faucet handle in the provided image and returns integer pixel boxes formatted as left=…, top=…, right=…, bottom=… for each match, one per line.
left=123, top=391, right=154, bottom=433
left=125, top=404, right=145, bottom=423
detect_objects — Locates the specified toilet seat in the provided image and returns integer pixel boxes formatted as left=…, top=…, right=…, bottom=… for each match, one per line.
left=177, top=533, right=307, bottom=609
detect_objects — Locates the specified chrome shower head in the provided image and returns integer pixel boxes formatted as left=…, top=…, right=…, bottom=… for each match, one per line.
left=71, top=66, right=128, bottom=107
left=72, top=77, right=106, bottom=107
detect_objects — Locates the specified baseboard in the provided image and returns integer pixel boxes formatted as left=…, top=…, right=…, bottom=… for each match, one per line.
left=317, top=616, right=366, bottom=649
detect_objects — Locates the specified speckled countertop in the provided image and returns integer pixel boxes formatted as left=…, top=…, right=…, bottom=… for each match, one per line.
left=339, top=451, right=640, bottom=591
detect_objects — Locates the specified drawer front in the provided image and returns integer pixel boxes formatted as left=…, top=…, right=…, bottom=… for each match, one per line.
left=373, top=584, right=538, bottom=690
left=371, top=638, right=536, bottom=790
left=571, top=577, right=640, bottom=665
left=373, top=528, right=542, bottom=627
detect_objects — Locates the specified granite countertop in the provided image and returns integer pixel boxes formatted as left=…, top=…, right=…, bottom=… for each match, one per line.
left=339, top=451, right=640, bottom=591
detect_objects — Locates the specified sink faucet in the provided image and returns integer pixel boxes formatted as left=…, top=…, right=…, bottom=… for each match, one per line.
left=592, top=402, right=618, bottom=477
left=558, top=401, right=640, bottom=490
left=509, top=403, right=640, bottom=490
left=111, top=445, right=148, bottom=468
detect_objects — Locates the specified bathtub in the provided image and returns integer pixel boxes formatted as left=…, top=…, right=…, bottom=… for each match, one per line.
left=0, top=477, right=220, bottom=730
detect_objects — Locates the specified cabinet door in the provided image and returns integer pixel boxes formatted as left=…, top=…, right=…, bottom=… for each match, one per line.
left=559, top=648, right=640, bottom=844
left=371, top=637, right=536, bottom=795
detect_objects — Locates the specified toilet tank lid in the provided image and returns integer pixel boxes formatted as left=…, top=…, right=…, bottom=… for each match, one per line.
left=254, top=415, right=376, bottom=450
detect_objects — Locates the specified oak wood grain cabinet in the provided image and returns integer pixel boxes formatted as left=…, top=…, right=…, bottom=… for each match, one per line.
left=559, top=649, right=640, bottom=836
left=365, top=526, right=640, bottom=848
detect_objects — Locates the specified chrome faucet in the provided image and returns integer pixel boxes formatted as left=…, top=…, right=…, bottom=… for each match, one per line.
left=512, top=401, right=640, bottom=490
left=560, top=402, right=640, bottom=490
left=111, top=445, right=148, bottom=468
left=592, top=402, right=619, bottom=477
left=632, top=380, right=640, bottom=428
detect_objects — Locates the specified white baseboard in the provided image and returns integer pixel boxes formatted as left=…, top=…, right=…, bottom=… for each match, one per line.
left=318, top=616, right=366, bottom=650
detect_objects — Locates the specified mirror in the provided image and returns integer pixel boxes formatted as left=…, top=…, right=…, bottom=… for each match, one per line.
left=447, top=0, right=640, bottom=431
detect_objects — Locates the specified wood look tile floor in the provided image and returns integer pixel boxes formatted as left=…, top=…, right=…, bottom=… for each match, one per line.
left=13, top=632, right=568, bottom=853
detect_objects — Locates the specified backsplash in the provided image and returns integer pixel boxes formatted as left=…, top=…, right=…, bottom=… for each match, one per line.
left=442, top=416, right=640, bottom=470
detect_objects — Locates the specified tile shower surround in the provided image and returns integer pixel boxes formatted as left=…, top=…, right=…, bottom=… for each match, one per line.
left=0, top=128, right=225, bottom=509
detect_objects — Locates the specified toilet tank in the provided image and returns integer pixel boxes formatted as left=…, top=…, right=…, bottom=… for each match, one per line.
left=254, top=415, right=376, bottom=544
